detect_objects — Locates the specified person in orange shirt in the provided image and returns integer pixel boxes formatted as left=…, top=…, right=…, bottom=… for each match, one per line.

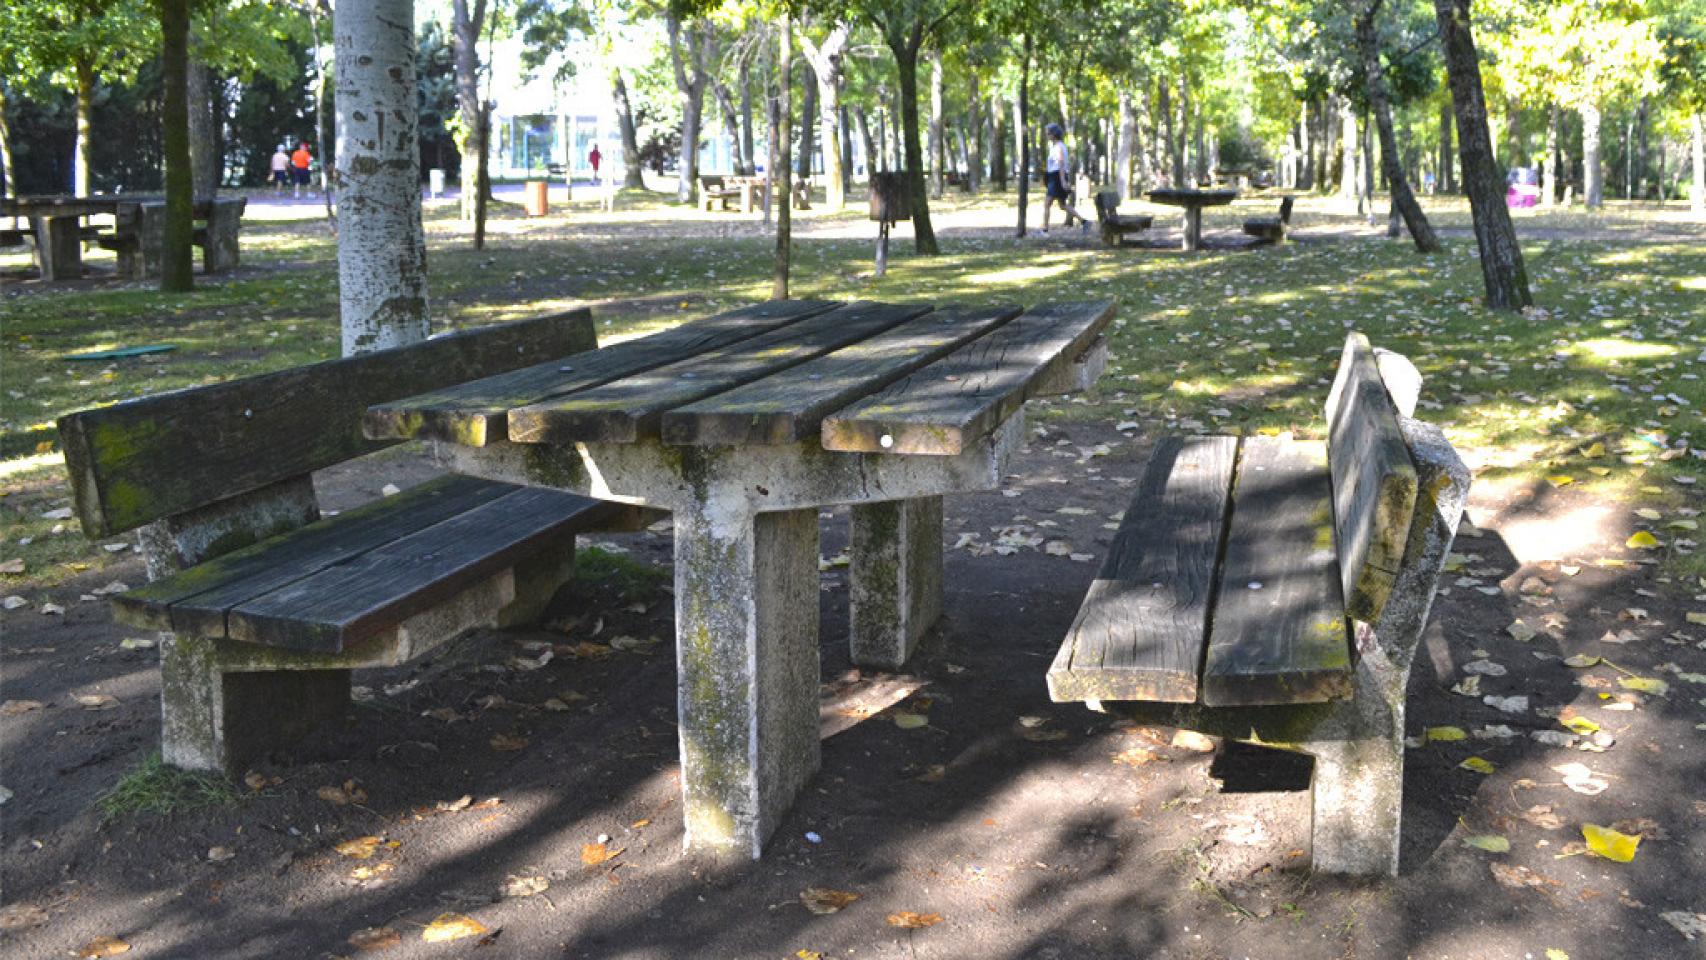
left=291, top=142, right=313, bottom=197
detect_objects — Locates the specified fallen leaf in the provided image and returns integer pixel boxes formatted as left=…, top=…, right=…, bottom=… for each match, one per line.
left=1554, top=762, right=1609, bottom=795
left=501, top=875, right=549, bottom=898
left=1463, top=833, right=1510, bottom=853
left=581, top=842, right=623, bottom=866
left=1562, top=654, right=1601, bottom=668
left=886, top=912, right=944, bottom=929
left=892, top=712, right=928, bottom=730
left=489, top=733, right=529, bottom=752
left=1490, top=862, right=1555, bottom=890
left=0, top=903, right=49, bottom=930
left=1170, top=730, right=1215, bottom=753
left=335, top=836, right=382, bottom=859
left=1111, top=746, right=1160, bottom=766
left=420, top=912, right=487, bottom=943
left=1521, top=805, right=1564, bottom=830
left=0, top=558, right=24, bottom=574
left=1426, top=726, right=1467, bottom=742
left=1561, top=715, right=1600, bottom=736
left=76, top=694, right=118, bottom=711
left=348, top=926, right=402, bottom=951
left=1581, top=823, right=1640, bottom=862
left=1661, top=911, right=1706, bottom=941
left=1619, top=676, right=1669, bottom=695
left=800, top=887, right=861, bottom=915
left=0, top=699, right=44, bottom=717
left=206, top=845, right=235, bottom=862
left=1546, top=950, right=1569, bottom=960
left=1459, top=756, right=1496, bottom=774
left=1626, top=531, right=1662, bottom=550
left=78, top=936, right=132, bottom=957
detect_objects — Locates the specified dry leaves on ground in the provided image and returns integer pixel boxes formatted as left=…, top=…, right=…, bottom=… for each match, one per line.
left=335, top=836, right=382, bottom=859
left=800, top=888, right=860, bottom=915
left=0, top=699, right=44, bottom=716
left=0, top=903, right=49, bottom=930
left=489, top=733, right=530, bottom=752
left=348, top=926, right=402, bottom=951
left=1490, top=862, right=1558, bottom=891
left=77, top=936, right=131, bottom=957
left=1581, top=823, right=1641, bottom=862
left=886, top=912, right=944, bottom=929
left=501, top=875, right=549, bottom=898
left=420, top=913, right=487, bottom=943
left=581, top=842, right=624, bottom=866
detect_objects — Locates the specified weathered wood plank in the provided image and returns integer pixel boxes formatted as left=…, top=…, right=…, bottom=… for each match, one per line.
left=659, top=305, right=1022, bottom=446
left=363, top=299, right=839, bottom=446
left=58, top=311, right=598, bottom=539
left=508, top=302, right=926, bottom=445
left=821, top=300, right=1116, bottom=456
left=227, top=488, right=608, bottom=652
left=112, top=476, right=518, bottom=636
left=1324, top=333, right=1418, bottom=622
left=1046, top=435, right=1237, bottom=703
left=1202, top=436, right=1351, bottom=707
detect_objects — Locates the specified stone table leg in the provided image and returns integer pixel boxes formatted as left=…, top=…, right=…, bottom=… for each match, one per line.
left=1182, top=206, right=1202, bottom=251
left=34, top=215, right=83, bottom=281
left=673, top=502, right=822, bottom=860
left=849, top=496, right=943, bottom=669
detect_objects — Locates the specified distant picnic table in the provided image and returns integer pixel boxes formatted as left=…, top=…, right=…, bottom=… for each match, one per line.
left=367, top=298, right=1115, bottom=860
left=2, top=194, right=244, bottom=282
left=1146, top=187, right=1238, bottom=252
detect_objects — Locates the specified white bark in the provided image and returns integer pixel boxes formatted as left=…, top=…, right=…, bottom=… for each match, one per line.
left=1116, top=90, right=1135, bottom=200
left=1582, top=102, right=1603, bottom=208
left=335, top=0, right=429, bottom=356
left=1692, top=113, right=1704, bottom=214
left=1542, top=104, right=1559, bottom=207
left=799, top=24, right=849, bottom=210
left=928, top=52, right=944, bottom=198
left=1340, top=98, right=1358, bottom=203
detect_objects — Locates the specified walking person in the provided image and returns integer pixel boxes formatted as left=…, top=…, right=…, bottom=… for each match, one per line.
left=270, top=145, right=291, bottom=193
left=291, top=141, right=314, bottom=198
left=1040, top=123, right=1088, bottom=235
left=589, top=143, right=602, bottom=182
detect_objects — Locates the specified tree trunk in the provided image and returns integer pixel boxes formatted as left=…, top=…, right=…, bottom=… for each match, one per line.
left=1116, top=89, right=1135, bottom=199
left=796, top=69, right=816, bottom=181
left=1339, top=98, right=1358, bottom=204
left=800, top=24, right=848, bottom=209
left=0, top=82, right=15, bottom=199
left=774, top=14, right=792, bottom=299
left=612, top=69, right=645, bottom=188
left=1192, top=103, right=1206, bottom=182
left=1015, top=35, right=1031, bottom=236
left=452, top=0, right=487, bottom=221
left=966, top=72, right=982, bottom=192
left=74, top=59, right=95, bottom=195
left=1438, top=99, right=1454, bottom=192
left=888, top=29, right=937, bottom=254
left=1635, top=97, right=1648, bottom=199
left=336, top=0, right=430, bottom=353
left=1692, top=113, right=1704, bottom=215
left=740, top=60, right=755, bottom=178
left=667, top=16, right=708, bottom=204
left=308, top=1, right=335, bottom=225
left=473, top=104, right=490, bottom=248
left=854, top=107, right=874, bottom=181
left=1356, top=1, right=1439, bottom=252
left=841, top=102, right=853, bottom=192
left=991, top=95, right=1006, bottom=191
left=1542, top=103, right=1559, bottom=206
left=1432, top=0, right=1531, bottom=309
left=1157, top=78, right=1174, bottom=185
left=159, top=0, right=194, bottom=291
left=712, top=80, right=745, bottom=174
left=1504, top=97, right=1520, bottom=168
left=928, top=52, right=944, bottom=199
left=1297, top=99, right=1312, bottom=189
left=1582, top=101, right=1602, bottom=208
left=187, top=57, right=219, bottom=201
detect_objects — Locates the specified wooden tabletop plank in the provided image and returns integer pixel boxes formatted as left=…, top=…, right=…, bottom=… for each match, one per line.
left=821, top=300, right=1116, bottom=455
left=659, top=305, right=1023, bottom=446
left=364, top=299, right=839, bottom=446
left=1201, top=436, right=1352, bottom=707
left=508, top=301, right=928, bottom=445
left=1046, top=435, right=1236, bottom=703
left=227, top=488, right=609, bottom=652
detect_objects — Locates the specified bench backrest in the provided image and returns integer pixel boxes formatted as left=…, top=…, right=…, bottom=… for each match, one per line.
left=58, top=310, right=597, bottom=539
left=1323, top=332, right=1418, bottom=622
left=1094, top=191, right=1118, bottom=222
left=1279, top=195, right=1295, bottom=224
left=699, top=175, right=726, bottom=190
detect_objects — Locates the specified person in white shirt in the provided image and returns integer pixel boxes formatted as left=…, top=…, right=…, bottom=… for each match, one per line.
left=270, top=146, right=290, bottom=193
left=1040, top=123, right=1088, bottom=234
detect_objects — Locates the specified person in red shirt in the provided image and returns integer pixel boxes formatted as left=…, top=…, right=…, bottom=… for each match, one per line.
left=291, top=142, right=313, bottom=197
left=589, top=143, right=602, bottom=180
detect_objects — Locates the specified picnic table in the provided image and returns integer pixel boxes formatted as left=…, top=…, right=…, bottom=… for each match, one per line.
left=365, top=298, right=1115, bottom=860
left=2, top=195, right=126, bottom=282
left=1, top=194, right=245, bottom=281
left=1146, top=187, right=1238, bottom=252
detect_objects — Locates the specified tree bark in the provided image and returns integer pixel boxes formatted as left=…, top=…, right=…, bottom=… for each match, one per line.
left=990, top=95, right=1006, bottom=191
left=1432, top=0, right=1531, bottom=309
left=774, top=14, right=792, bottom=299
left=885, top=25, right=937, bottom=254
left=740, top=60, right=755, bottom=178
left=799, top=23, right=848, bottom=209
left=612, top=68, right=644, bottom=188
left=1692, top=112, right=1704, bottom=215
left=452, top=0, right=487, bottom=221
left=74, top=59, right=95, bottom=195
left=667, top=16, right=709, bottom=204
left=966, top=72, right=982, bottom=192
left=1116, top=89, right=1135, bottom=199
left=796, top=68, right=816, bottom=182
left=0, top=82, right=15, bottom=199
left=1582, top=101, right=1602, bottom=208
left=712, top=80, right=746, bottom=174
left=854, top=107, right=874, bottom=181
left=1355, top=0, right=1439, bottom=251
left=1298, top=99, right=1313, bottom=189
left=159, top=0, right=194, bottom=291
left=1634, top=97, right=1648, bottom=198
left=1015, top=35, right=1031, bottom=236
left=1542, top=103, right=1559, bottom=207
left=1157, top=78, right=1175, bottom=185
left=1438, top=99, right=1454, bottom=192
left=1339, top=98, right=1358, bottom=204
left=187, top=56, right=219, bottom=201
left=336, top=0, right=430, bottom=353
left=928, top=51, right=944, bottom=199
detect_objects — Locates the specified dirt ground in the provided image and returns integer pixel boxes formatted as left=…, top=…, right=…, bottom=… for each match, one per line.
left=3, top=408, right=1704, bottom=960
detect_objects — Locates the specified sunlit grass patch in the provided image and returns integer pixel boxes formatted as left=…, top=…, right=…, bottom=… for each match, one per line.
left=98, top=753, right=245, bottom=820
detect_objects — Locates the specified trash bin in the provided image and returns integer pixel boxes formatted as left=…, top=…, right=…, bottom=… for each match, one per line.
left=428, top=169, right=445, bottom=198
left=524, top=179, right=549, bottom=217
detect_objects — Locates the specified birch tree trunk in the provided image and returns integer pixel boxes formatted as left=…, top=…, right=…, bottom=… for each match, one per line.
left=712, top=80, right=746, bottom=173
left=1582, top=101, right=1602, bottom=208
left=1432, top=0, right=1532, bottom=309
left=0, top=84, right=13, bottom=199
left=1339, top=99, right=1358, bottom=203
left=667, top=16, right=709, bottom=204
left=1298, top=99, right=1312, bottom=189
left=1692, top=113, right=1704, bottom=215
left=1438, top=100, right=1454, bottom=192
left=452, top=0, right=487, bottom=221
left=1116, top=89, right=1135, bottom=199
left=1542, top=103, right=1559, bottom=207
left=336, top=0, right=430, bottom=354
left=159, top=0, right=194, bottom=291
left=774, top=14, right=792, bottom=300
left=928, top=51, right=944, bottom=199
left=796, top=70, right=816, bottom=182
left=612, top=68, right=645, bottom=188
left=187, top=56, right=219, bottom=201
left=74, top=59, right=94, bottom=195
left=801, top=24, right=849, bottom=209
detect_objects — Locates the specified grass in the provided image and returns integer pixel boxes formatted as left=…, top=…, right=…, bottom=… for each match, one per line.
left=2, top=187, right=1702, bottom=587
left=97, top=752, right=246, bottom=820
left=575, top=544, right=670, bottom=601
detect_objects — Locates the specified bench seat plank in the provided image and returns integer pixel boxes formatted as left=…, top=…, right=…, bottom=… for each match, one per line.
left=1201, top=436, right=1352, bottom=706
left=1325, top=333, right=1418, bottom=621
left=508, top=301, right=926, bottom=445
left=821, top=300, right=1116, bottom=455
left=660, top=305, right=1022, bottom=446
left=364, top=299, right=838, bottom=446
left=227, top=487, right=612, bottom=652
left=1047, top=435, right=1237, bottom=703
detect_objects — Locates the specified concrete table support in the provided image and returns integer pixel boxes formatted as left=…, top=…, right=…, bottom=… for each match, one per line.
left=1182, top=206, right=1204, bottom=251
left=32, top=215, right=83, bottom=281
left=849, top=496, right=943, bottom=669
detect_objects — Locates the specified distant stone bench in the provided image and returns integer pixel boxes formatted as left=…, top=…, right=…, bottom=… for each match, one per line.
left=1243, top=195, right=1295, bottom=244
left=699, top=175, right=737, bottom=212
left=95, top=197, right=247, bottom=279
left=1093, top=192, right=1153, bottom=247
left=1047, top=333, right=1469, bottom=876
left=57, top=310, right=649, bottom=775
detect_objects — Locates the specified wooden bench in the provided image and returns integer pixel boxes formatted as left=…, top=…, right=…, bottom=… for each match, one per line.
left=699, top=175, right=737, bottom=212
left=96, top=198, right=247, bottom=278
left=57, top=310, right=648, bottom=775
left=1047, top=333, right=1469, bottom=876
left=1093, top=192, right=1153, bottom=247
left=1242, top=195, right=1295, bottom=244
left=0, top=227, right=28, bottom=247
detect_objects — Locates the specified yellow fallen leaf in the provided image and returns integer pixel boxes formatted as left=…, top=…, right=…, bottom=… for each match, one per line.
left=348, top=927, right=402, bottom=951
left=1463, top=834, right=1510, bottom=853
left=1587, top=466, right=1611, bottom=476
left=1547, top=475, right=1574, bottom=488
left=581, top=842, right=624, bottom=866
left=1460, top=756, right=1496, bottom=774
left=1668, top=519, right=1699, bottom=531
left=34, top=440, right=55, bottom=455
left=797, top=952, right=825, bottom=960
left=78, top=936, right=131, bottom=957
left=886, top=911, right=944, bottom=929
left=1619, top=676, right=1669, bottom=695
left=1426, top=726, right=1467, bottom=742
left=1625, top=531, right=1662, bottom=550
left=1581, top=823, right=1640, bottom=862
left=1561, top=716, right=1600, bottom=736
left=1562, top=654, right=1601, bottom=668
left=334, top=836, right=382, bottom=859
left=420, top=912, right=487, bottom=943
left=892, top=712, right=928, bottom=729
left=800, top=887, right=861, bottom=915
left=1634, top=508, right=1662, bottom=520
left=1546, top=950, right=1569, bottom=960
left=489, top=733, right=529, bottom=752
left=1582, top=442, right=1605, bottom=459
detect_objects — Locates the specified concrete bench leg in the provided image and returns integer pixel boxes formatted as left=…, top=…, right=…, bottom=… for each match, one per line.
left=673, top=503, right=821, bottom=860
left=202, top=205, right=241, bottom=273
left=159, top=633, right=350, bottom=774
left=1303, top=732, right=1404, bottom=876
left=497, top=540, right=575, bottom=628
left=34, top=215, right=83, bottom=281
left=849, top=496, right=943, bottom=669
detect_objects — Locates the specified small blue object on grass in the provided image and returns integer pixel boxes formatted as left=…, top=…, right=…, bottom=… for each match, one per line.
left=62, top=344, right=176, bottom=362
